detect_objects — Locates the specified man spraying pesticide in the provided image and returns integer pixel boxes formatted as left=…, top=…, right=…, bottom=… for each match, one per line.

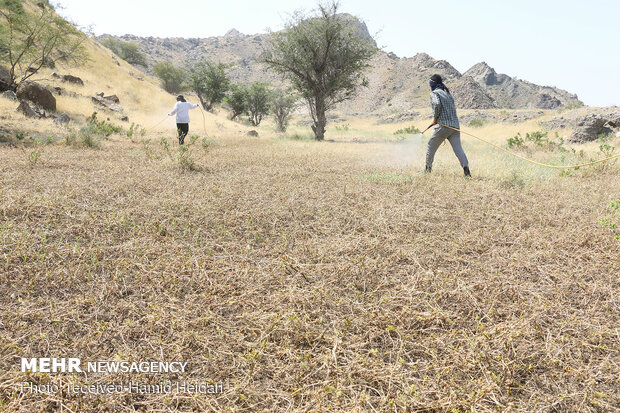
left=421, top=74, right=471, bottom=177
left=168, top=95, right=199, bottom=145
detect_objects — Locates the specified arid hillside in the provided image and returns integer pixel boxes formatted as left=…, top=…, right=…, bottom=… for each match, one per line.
left=98, top=17, right=582, bottom=115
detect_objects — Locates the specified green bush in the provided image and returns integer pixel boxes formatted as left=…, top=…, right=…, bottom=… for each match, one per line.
left=393, top=125, right=421, bottom=135
left=189, top=61, right=231, bottom=111
left=599, top=198, right=620, bottom=240
left=507, top=130, right=563, bottom=152
left=468, top=119, right=485, bottom=128
left=507, top=133, right=525, bottom=149
left=153, top=61, right=186, bottom=94
left=66, top=113, right=122, bottom=148
left=100, top=38, right=146, bottom=66
left=226, top=84, right=249, bottom=121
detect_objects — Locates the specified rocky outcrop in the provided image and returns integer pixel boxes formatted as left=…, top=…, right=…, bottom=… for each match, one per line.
left=465, top=62, right=510, bottom=86
left=52, top=86, right=77, bottom=97
left=464, top=62, right=582, bottom=109
left=337, top=13, right=377, bottom=48
left=92, top=94, right=123, bottom=112
left=2, top=90, right=17, bottom=100
left=535, top=93, right=562, bottom=109
left=17, top=100, right=47, bottom=118
left=98, top=19, right=582, bottom=114
left=54, top=114, right=71, bottom=124
left=452, top=76, right=497, bottom=109
left=540, top=116, right=572, bottom=130
left=224, top=28, right=243, bottom=37
left=568, top=113, right=616, bottom=143
left=376, top=112, right=420, bottom=124
left=103, top=94, right=120, bottom=103
left=61, top=74, right=84, bottom=85
left=16, top=82, right=56, bottom=111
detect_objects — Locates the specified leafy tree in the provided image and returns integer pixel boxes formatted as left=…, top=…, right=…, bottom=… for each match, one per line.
left=189, top=61, right=230, bottom=111
left=261, top=1, right=376, bottom=140
left=153, top=61, right=185, bottom=94
left=226, top=84, right=248, bottom=121
left=0, top=0, right=88, bottom=90
left=246, top=82, right=271, bottom=126
left=100, top=38, right=146, bottom=66
left=271, top=89, right=298, bottom=132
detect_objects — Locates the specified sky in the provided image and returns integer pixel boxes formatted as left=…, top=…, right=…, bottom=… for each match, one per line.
left=52, top=0, right=620, bottom=107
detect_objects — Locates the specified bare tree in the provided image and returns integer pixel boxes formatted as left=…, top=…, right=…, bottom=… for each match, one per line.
left=0, top=0, right=88, bottom=90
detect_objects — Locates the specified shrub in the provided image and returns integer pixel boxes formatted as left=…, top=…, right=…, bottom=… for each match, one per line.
left=153, top=61, right=186, bottom=94
left=394, top=126, right=421, bottom=135
left=468, top=119, right=485, bottom=128
left=500, top=171, right=526, bottom=189
left=100, top=38, right=146, bottom=66
left=177, top=144, right=195, bottom=171
left=66, top=113, right=122, bottom=148
left=226, top=84, right=248, bottom=121
left=507, top=133, right=525, bottom=149
left=599, top=198, right=620, bottom=240
left=507, top=130, right=562, bottom=152
left=246, top=82, right=272, bottom=126
left=271, top=90, right=298, bottom=132
left=126, top=123, right=146, bottom=139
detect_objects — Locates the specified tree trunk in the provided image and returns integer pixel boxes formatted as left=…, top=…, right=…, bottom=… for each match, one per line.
left=312, top=98, right=327, bottom=141
left=197, top=95, right=212, bottom=111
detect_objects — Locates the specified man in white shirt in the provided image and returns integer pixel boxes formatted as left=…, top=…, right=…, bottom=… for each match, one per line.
left=168, top=95, right=199, bottom=144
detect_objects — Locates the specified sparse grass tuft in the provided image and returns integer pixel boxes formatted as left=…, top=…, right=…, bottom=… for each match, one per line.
left=468, top=118, right=485, bottom=128
left=499, top=170, right=526, bottom=189
left=394, top=125, right=421, bottom=135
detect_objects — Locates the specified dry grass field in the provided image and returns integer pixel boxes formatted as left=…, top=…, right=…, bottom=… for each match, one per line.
left=1, top=13, right=619, bottom=410
left=0, top=102, right=619, bottom=412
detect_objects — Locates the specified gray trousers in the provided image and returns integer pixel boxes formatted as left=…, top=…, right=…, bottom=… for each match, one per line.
left=426, top=125, right=469, bottom=168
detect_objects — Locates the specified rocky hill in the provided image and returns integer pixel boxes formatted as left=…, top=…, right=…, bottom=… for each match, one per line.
left=97, top=15, right=583, bottom=115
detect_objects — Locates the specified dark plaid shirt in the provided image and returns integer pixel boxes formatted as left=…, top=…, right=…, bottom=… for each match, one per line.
left=430, top=89, right=459, bottom=128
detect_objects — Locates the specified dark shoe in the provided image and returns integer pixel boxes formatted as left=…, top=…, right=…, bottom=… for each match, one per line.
left=417, top=165, right=432, bottom=174
left=464, top=166, right=471, bottom=177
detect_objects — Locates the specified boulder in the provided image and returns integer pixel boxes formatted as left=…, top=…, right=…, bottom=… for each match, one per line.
left=61, top=74, right=84, bottom=86
left=17, top=100, right=41, bottom=118
left=53, top=87, right=77, bottom=97
left=119, top=115, right=129, bottom=122
left=54, top=114, right=70, bottom=124
left=568, top=114, right=609, bottom=143
left=91, top=95, right=123, bottom=112
left=51, top=72, right=61, bottom=79
left=247, top=130, right=259, bottom=137
left=2, top=90, right=17, bottom=101
left=16, top=82, right=56, bottom=111
left=606, top=112, right=620, bottom=128
left=104, top=94, right=120, bottom=103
